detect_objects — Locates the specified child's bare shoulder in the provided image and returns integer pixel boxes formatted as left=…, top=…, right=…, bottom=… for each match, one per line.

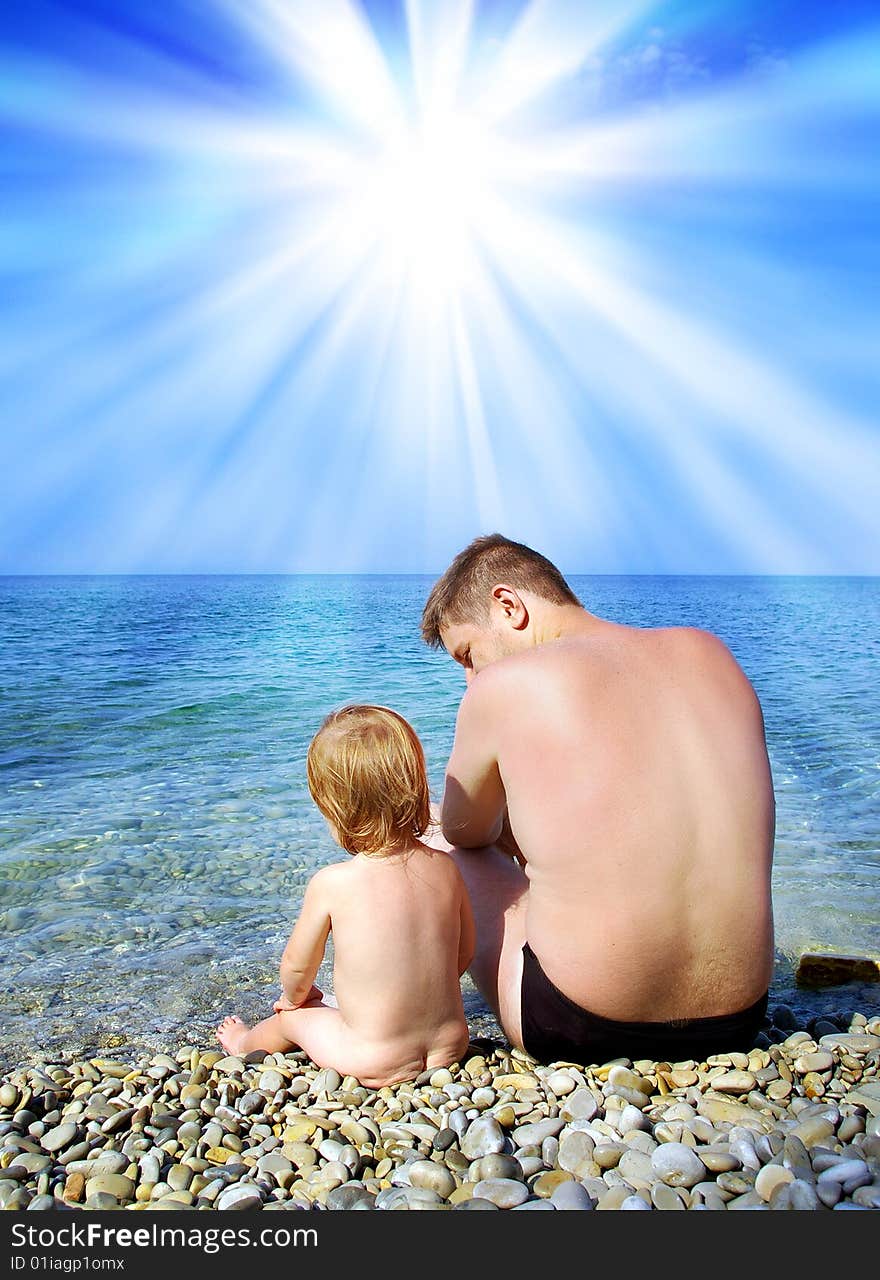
left=306, top=859, right=351, bottom=897
left=414, top=845, right=465, bottom=883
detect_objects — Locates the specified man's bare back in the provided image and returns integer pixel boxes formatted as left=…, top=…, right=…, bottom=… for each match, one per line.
left=453, top=621, right=774, bottom=1022
left=422, top=535, right=775, bottom=1058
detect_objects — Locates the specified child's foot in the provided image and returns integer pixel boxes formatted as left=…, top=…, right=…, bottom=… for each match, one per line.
left=216, top=1015, right=250, bottom=1054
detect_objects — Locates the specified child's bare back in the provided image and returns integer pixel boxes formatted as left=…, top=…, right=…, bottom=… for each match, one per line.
left=217, top=706, right=474, bottom=1087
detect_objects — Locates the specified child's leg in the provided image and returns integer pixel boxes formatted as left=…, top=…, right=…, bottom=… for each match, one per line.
left=216, top=1014, right=299, bottom=1056
left=215, top=990, right=341, bottom=1057
left=272, top=1005, right=427, bottom=1086
left=218, top=1005, right=419, bottom=1086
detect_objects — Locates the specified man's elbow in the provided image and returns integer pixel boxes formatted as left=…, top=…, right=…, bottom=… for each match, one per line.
left=441, top=810, right=502, bottom=850
left=443, top=821, right=484, bottom=850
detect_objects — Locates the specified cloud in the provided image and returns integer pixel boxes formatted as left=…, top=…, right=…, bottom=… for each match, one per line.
left=575, top=29, right=712, bottom=111
left=745, top=40, right=790, bottom=78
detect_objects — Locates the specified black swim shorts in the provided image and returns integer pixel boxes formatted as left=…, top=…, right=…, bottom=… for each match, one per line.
left=520, top=942, right=768, bottom=1066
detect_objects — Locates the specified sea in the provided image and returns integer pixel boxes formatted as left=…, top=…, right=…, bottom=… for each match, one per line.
left=1, top=574, right=878, bottom=1068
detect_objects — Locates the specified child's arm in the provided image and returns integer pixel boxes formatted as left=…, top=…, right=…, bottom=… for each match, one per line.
left=457, top=883, right=476, bottom=977
left=278, top=868, right=333, bottom=1008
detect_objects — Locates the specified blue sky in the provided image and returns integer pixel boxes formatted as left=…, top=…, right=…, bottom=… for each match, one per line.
left=1, top=0, right=878, bottom=574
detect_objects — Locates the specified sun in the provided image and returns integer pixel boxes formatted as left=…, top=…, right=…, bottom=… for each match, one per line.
left=355, top=108, right=496, bottom=306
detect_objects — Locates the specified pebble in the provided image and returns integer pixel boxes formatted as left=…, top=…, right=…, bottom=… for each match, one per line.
left=284, top=1117, right=318, bottom=1143
left=817, top=1159, right=870, bottom=1187
left=461, top=1117, right=506, bottom=1160
left=698, top=1148, right=739, bottom=1174
left=651, top=1183, right=686, bottom=1210
left=794, top=1052, right=834, bottom=1075
left=618, top=1149, right=655, bottom=1189
left=819, top=1034, right=879, bottom=1053
left=651, top=1143, right=706, bottom=1188
left=533, top=1170, right=574, bottom=1198
left=550, top=1180, right=594, bottom=1210
left=86, top=1174, right=134, bottom=1200
left=474, top=1154, right=521, bottom=1181
left=546, top=1071, right=577, bottom=1096
left=216, top=1185, right=264, bottom=1211
left=312, top=1068, right=342, bottom=1094
left=789, top=1116, right=836, bottom=1148
left=512, top=1117, right=564, bottom=1148
left=697, top=1099, right=772, bottom=1131
left=473, top=1177, right=530, bottom=1208
left=620, top=1194, right=652, bottom=1210
left=407, top=1161, right=456, bottom=1199
left=594, top=1142, right=626, bottom=1169
left=718, top=1170, right=755, bottom=1196
left=63, top=1172, right=85, bottom=1203
left=712, top=1071, right=756, bottom=1094
left=755, top=1165, right=795, bottom=1202
left=788, top=1180, right=821, bottom=1210
left=558, top=1130, right=597, bottom=1178
left=560, top=1088, right=599, bottom=1122
left=326, top=1184, right=375, bottom=1210
left=84, top=1192, right=118, bottom=1210
left=447, top=1109, right=469, bottom=1139
left=39, top=1123, right=78, bottom=1153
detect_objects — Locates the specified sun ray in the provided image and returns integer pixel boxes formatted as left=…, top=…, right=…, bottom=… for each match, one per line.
left=220, top=0, right=406, bottom=141
left=470, top=196, right=879, bottom=533
left=406, top=0, right=475, bottom=117
left=449, top=298, right=505, bottom=529
left=474, top=0, right=655, bottom=124
left=1, top=2, right=878, bottom=572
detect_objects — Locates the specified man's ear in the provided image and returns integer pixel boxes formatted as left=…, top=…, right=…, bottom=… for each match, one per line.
left=491, top=583, right=529, bottom=630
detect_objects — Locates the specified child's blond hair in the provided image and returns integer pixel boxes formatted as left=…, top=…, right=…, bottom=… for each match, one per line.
left=306, top=705, right=431, bottom=855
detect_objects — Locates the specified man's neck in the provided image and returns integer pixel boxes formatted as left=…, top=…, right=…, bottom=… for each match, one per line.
left=530, top=602, right=603, bottom=647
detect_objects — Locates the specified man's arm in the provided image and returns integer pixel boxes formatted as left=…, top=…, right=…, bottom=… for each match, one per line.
left=441, top=674, right=507, bottom=848
left=458, top=883, right=476, bottom=976
left=278, top=868, right=332, bottom=1007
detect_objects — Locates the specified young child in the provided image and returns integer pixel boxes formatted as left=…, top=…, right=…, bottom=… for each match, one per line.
left=216, top=705, right=475, bottom=1087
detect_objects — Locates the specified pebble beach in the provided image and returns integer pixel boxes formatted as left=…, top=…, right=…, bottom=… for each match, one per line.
left=2, top=1003, right=879, bottom=1213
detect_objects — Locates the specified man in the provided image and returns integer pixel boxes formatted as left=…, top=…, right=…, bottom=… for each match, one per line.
left=421, top=534, right=775, bottom=1064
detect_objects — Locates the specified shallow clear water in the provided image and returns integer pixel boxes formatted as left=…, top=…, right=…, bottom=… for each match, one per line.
left=1, top=574, right=878, bottom=1067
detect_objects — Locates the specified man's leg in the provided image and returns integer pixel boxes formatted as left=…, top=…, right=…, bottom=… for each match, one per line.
left=449, top=844, right=529, bottom=1051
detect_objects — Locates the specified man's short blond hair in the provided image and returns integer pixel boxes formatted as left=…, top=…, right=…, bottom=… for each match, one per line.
left=421, top=533, right=580, bottom=649
left=306, top=705, right=431, bottom=855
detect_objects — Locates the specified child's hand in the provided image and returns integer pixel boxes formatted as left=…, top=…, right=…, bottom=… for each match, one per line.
left=273, top=994, right=299, bottom=1012
left=273, top=984, right=324, bottom=1013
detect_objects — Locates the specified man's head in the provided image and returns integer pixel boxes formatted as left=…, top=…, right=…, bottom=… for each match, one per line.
left=421, top=534, right=581, bottom=680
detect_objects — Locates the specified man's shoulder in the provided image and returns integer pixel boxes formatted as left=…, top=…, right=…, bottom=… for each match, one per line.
left=463, top=648, right=550, bottom=703
left=656, top=624, right=737, bottom=664
left=649, top=626, right=755, bottom=697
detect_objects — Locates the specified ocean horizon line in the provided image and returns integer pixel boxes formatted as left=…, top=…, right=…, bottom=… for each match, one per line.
left=1, top=570, right=879, bottom=581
